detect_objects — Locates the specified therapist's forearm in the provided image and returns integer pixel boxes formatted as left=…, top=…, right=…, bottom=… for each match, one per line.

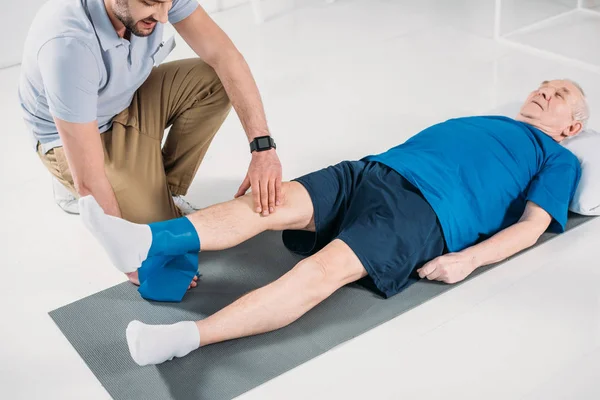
left=461, top=221, right=543, bottom=269
left=78, top=176, right=121, bottom=218
left=54, top=118, right=122, bottom=218
left=211, top=50, right=269, bottom=141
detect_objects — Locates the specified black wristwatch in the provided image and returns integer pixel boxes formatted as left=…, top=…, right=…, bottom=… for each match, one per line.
left=250, top=135, right=276, bottom=153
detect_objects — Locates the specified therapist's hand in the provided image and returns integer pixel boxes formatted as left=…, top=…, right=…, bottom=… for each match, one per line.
left=417, top=252, right=479, bottom=284
left=235, top=149, right=283, bottom=216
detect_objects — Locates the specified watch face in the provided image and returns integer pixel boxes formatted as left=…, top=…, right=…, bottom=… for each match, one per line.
left=258, top=137, right=270, bottom=149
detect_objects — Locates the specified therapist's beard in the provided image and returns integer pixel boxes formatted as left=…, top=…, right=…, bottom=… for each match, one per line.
left=129, top=19, right=157, bottom=37
left=121, top=16, right=156, bottom=37
left=113, top=4, right=155, bottom=37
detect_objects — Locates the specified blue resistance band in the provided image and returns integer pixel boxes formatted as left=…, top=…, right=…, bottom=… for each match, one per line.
left=136, top=217, right=201, bottom=302
left=137, top=253, right=200, bottom=302
left=147, top=217, right=200, bottom=257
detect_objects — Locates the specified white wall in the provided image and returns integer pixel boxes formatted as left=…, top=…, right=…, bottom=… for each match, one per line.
left=202, top=0, right=251, bottom=13
left=583, top=0, right=600, bottom=8
left=0, top=0, right=48, bottom=68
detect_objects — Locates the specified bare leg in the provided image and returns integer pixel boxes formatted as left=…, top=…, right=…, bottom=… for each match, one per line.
left=126, top=240, right=368, bottom=365
left=188, top=181, right=315, bottom=251
left=197, top=239, right=366, bottom=345
left=79, top=182, right=315, bottom=273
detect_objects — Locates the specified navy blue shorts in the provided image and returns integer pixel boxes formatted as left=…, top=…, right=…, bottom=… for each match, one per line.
left=282, top=160, right=446, bottom=298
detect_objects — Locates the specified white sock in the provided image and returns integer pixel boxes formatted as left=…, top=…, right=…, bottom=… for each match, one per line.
left=79, top=195, right=152, bottom=273
left=126, top=320, right=200, bottom=366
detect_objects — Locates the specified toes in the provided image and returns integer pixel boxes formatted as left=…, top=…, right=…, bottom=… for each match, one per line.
left=126, top=271, right=140, bottom=286
left=126, top=320, right=147, bottom=367
left=188, top=279, right=198, bottom=290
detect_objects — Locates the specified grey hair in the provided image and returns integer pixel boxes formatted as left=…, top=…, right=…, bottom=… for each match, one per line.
left=567, top=79, right=590, bottom=129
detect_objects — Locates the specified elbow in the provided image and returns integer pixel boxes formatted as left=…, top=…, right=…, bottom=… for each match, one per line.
left=515, top=227, right=544, bottom=252
left=209, top=47, right=243, bottom=71
left=526, top=227, right=546, bottom=249
left=522, top=217, right=551, bottom=249
left=526, top=236, right=540, bottom=249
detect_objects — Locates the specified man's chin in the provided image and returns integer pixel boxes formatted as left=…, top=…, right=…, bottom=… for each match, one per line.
left=138, top=32, right=153, bottom=37
left=515, top=111, right=537, bottom=124
left=518, top=111, right=533, bottom=119
left=128, top=23, right=156, bottom=37
left=129, top=29, right=154, bottom=37
left=519, top=104, right=541, bottom=118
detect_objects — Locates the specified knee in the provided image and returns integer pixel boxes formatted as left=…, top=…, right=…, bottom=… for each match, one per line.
left=109, top=180, right=178, bottom=224
left=172, top=59, right=230, bottom=110
left=281, top=181, right=315, bottom=226
left=293, top=252, right=357, bottom=297
left=190, top=60, right=228, bottom=95
left=119, top=197, right=178, bottom=224
left=258, top=181, right=314, bottom=231
left=293, top=256, right=334, bottom=299
left=190, top=59, right=219, bottom=83
left=236, top=181, right=303, bottom=208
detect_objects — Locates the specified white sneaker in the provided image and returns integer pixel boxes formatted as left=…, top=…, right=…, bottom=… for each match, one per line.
left=53, top=178, right=198, bottom=217
left=52, top=177, right=79, bottom=214
left=172, top=195, right=200, bottom=216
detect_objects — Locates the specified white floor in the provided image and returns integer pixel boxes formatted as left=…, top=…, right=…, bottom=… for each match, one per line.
left=1, top=0, right=599, bottom=399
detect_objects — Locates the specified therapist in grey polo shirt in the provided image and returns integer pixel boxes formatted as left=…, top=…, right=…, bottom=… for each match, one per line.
left=19, top=0, right=283, bottom=226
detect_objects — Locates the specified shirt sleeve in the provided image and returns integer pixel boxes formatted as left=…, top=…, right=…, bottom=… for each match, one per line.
left=168, top=0, right=199, bottom=24
left=37, top=37, right=100, bottom=124
left=526, top=155, right=581, bottom=233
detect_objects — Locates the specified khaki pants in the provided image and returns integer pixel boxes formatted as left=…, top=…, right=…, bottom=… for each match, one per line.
left=38, top=58, right=232, bottom=223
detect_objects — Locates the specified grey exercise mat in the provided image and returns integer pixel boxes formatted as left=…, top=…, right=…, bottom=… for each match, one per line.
left=50, top=214, right=593, bottom=400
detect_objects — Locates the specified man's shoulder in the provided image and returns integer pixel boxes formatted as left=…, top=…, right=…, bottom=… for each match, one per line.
left=537, top=141, right=582, bottom=183
left=28, top=0, right=97, bottom=51
left=553, top=143, right=581, bottom=168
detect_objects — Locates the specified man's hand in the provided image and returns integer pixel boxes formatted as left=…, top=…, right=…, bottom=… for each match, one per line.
left=417, top=201, right=551, bottom=284
left=417, top=252, right=480, bottom=284
left=235, top=149, right=283, bottom=216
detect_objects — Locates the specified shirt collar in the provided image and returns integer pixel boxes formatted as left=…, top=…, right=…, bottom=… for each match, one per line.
left=85, top=0, right=123, bottom=51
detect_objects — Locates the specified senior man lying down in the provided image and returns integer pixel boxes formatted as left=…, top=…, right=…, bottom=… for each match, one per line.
left=79, top=79, right=589, bottom=366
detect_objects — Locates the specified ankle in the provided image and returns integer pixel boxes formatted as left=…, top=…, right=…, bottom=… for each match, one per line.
left=147, top=217, right=201, bottom=257
left=195, top=320, right=213, bottom=347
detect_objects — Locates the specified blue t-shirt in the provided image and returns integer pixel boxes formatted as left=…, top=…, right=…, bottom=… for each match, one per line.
left=364, top=116, right=581, bottom=252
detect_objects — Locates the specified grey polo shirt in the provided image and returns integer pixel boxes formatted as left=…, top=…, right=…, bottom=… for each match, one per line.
left=18, top=0, right=198, bottom=153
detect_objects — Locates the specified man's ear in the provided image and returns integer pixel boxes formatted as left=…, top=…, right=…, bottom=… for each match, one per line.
left=564, top=121, right=583, bottom=138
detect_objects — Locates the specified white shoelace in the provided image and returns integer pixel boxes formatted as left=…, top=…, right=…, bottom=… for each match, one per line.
left=172, top=195, right=199, bottom=215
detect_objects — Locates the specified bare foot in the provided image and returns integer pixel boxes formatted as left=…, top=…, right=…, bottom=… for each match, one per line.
left=126, top=271, right=140, bottom=286
left=125, top=271, right=198, bottom=289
